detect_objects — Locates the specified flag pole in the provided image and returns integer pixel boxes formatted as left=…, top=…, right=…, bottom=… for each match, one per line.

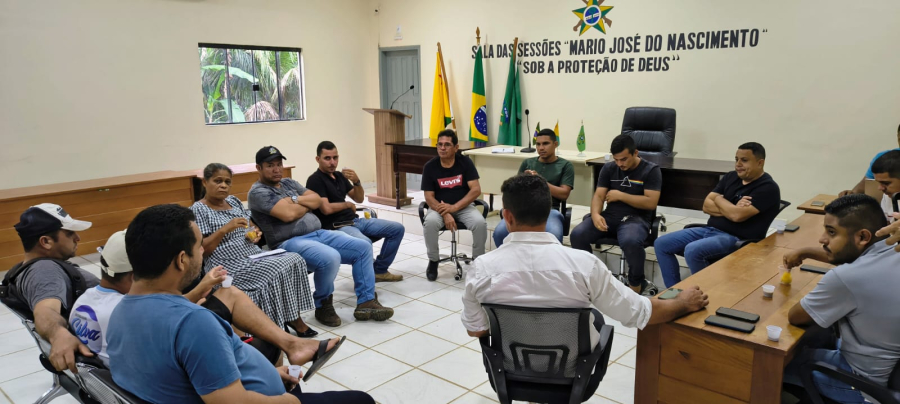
left=437, top=42, right=455, bottom=130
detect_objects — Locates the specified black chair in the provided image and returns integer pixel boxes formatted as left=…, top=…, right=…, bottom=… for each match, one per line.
left=800, top=360, right=900, bottom=404
left=620, top=107, right=677, bottom=157
left=418, top=199, right=490, bottom=280
left=682, top=200, right=792, bottom=252
left=478, top=304, right=614, bottom=404
left=559, top=200, right=574, bottom=237
left=592, top=211, right=666, bottom=294
left=1, top=301, right=101, bottom=404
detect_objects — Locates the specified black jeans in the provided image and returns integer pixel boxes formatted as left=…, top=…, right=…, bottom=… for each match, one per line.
left=289, top=388, right=375, bottom=404
left=571, top=214, right=651, bottom=287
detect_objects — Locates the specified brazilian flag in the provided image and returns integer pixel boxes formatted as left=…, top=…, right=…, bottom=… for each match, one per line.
left=469, top=46, right=488, bottom=143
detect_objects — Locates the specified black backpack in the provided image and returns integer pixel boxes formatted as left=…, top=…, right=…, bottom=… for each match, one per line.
left=0, top=258, right=88, bottom=321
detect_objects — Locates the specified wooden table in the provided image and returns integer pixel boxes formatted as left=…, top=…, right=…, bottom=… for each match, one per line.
left=636, top=214, right=831, bottom=404
left=462, top=145, right=607, bottom=207
left=797, top=194, right=838, bottom=215
left=386, top=138, right=491, bottom=209
left=186, top=163, right=294, bottom=202
left=0, top=171, right=196, bottom=269
left=587, top=154, right=734, bottom=210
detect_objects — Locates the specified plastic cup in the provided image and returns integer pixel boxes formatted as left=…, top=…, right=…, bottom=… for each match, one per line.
left=222, top=275, right=233, bottom=288
left=604, top=153, right=612, bottom=162
left=762, top=284, right=775, bottom=298
left=774, top=219, right=787, bottom=234
left=767, top=325, right=782, bottom=342
left=288, top=365, right=302, bottom=379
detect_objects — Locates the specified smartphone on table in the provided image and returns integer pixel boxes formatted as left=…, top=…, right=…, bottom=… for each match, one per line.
left=705, top=315, right=755, bottom=333
left=657, top=288, right=682, bottom=300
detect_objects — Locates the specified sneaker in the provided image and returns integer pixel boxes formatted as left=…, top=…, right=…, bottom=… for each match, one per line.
left=426, top=260, right=439, bottom=281
left=354, top=299, right=394, bottom=321
left=314, top=295, right=341, bottom=327
left=640, top=280, right=660, bottom=297
left=374, top=271, right=403, bottom=282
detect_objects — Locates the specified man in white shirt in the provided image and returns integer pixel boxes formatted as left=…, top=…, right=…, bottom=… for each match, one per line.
left=462, top=174, right=709, bottom=343
left=870, top=150, right=900, bottom=222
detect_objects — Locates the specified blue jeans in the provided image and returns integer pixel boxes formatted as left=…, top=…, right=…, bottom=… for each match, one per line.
left=279, top=230, right=376, bottom=306
left=493, top=209, right=565, bottom=247
left=783, top=340, right=866, bottom=404
left=654, top=226, right=740, bottom=287
left=338, top=217, right=405, bottom=274
left=570, top=214, right=651, bottom=287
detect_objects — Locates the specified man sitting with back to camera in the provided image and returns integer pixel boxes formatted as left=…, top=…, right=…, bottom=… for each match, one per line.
left=570, top=134, right=662, bottom=296
left=781, top=194, right=900, bottom=404
left=1, top=203, right=99, bottom=374
left=106, top=204, right=372, bottom=404
left=462, top=174, right=710, bottom=347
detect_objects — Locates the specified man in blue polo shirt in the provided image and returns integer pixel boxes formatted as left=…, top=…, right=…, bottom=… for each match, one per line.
left=839, top=123, right=900, bottom=196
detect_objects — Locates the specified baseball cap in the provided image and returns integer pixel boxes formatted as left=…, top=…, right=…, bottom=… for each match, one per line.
left=255, top=146, right=287, bottom=165
left=98, top=230, right=132, bottom=276
left=14, top=203, right=92, bottom=238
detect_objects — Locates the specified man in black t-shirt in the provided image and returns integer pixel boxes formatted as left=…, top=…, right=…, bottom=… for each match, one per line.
left=421, top=130, right=486, bottom=281
left=655, top=142, right=781, bottom=287
left=306, top=141, right=406, bottom=282
left=571, top=135, right=663, bottom=295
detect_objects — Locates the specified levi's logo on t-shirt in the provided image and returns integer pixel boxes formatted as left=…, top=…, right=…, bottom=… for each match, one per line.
left=438, top=175, right=463, bottom=189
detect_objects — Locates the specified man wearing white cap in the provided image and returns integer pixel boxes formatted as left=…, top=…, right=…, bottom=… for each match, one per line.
left=2, top=203, right=99, bottom=374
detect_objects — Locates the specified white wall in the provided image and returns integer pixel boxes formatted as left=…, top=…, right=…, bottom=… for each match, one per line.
left=372, top=0, right=900, bottom=217
left=0, top=0, right=380, bottom=189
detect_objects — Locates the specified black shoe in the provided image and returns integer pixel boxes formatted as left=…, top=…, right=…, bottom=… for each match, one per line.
left=284, top=323, right=319, bottom=338
left=426, top=260, right=439, bottom=281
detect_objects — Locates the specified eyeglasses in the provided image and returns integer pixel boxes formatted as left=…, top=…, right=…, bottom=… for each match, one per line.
left=436, top=143, right=455, bottom=149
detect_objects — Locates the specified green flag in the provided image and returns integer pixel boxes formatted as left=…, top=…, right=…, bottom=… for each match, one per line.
left=577, top=121, right=586, bottom=153
left=498, top=53, right=521, bottom=146
left=469, top=46, right=488, bottom=142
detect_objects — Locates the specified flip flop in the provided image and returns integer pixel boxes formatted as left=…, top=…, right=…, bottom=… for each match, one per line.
left=303, top=336, right=345, bottom=382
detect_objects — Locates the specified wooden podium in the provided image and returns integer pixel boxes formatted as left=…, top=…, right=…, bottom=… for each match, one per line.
left=363, top=108, right=413, bottom=207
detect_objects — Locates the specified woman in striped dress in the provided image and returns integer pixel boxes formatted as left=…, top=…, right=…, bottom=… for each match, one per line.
left=191, top=163, right=318, bottom=337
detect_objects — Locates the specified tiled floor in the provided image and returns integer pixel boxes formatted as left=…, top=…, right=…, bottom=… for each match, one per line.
left=0, top=189, right=777, bottom=404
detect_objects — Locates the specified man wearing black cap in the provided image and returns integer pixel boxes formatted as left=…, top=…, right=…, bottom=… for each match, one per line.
left=248, top=146, right=394, bottom=327
left=2, top=203, right=99, bottom=373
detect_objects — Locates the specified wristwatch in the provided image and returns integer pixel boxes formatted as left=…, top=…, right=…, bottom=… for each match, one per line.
left=353, top=181, right=361, bottom=187
left=291, top=195, right=298, bottom=204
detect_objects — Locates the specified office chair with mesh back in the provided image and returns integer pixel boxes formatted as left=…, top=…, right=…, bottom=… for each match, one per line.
left=800, top=359, right=900, bottom=404
left=418, top=199, right=490, bottom=281
left=479, top=304, right=615, bottom=404
left=620, top=107, right=677, bottom=157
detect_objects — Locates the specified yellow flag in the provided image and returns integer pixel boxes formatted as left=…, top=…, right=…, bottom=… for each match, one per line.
left=554, top=120, right=560, bottom=141
left=429, top=52, right=452, bottom=140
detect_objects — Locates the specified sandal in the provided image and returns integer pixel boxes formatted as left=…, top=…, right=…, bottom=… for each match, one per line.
left=284, top=323, right=319, bottom=338
left=303, top=336, right=345, bottom=382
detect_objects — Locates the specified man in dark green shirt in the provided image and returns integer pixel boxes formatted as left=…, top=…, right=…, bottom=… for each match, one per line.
left=493, top=129, right=574, bottom=247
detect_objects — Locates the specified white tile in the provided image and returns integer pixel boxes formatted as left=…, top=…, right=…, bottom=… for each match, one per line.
left=330, top=277, right=358, bottom=303
left=465, top=338, right=482, bottom=351
left=397, top=241, right=428, bottom=257
left=593, top=363, right=635, bottom=404
left=0, top=315, right=24, bottom=335
left=602, top=314, right=637, bottom=339
left=586, top=394, right=620, bottom=404
left=80, top=252, right=101, bottom=264
left=471, top=381, right=499, bottom=402
left=377, top=275, right=451, bottom=299
left=334, top=319, right=412, bottom=348
left=403, top=233, right=425, bottom=242
left=0, top=303, right=9, bottom=316
left=300, top=300, right=356, bottom=332
left=0, top=370, right=79, bottom=404
left=299, top=372, right=352, bottom=393
left=372, top=331, right=458, bottom=367
left=0, top=390, right=9, bottom=404
left=451, top=392, right=498, bottom=404
left=315, top=337, right=368, bottom=370
left=390, top=256, right=430, bottom=276
left=69, top=256, right=93, bottom=268
left=418, top=287, right=464, bottom=312
left=616, top=347, right=637, bottom=369
left=79, top=263, right=102, bottom=279
left=607, top=334, right=637, bottom=363
left=337, top=264, right=353, bottom=279
left=0, top=348, right=46, bottom=383
left=402, top=215, right=425, bottom=236
left=342, top=289, right=412, bottom=308
left=419, top=313, right=474, bottom=345
left=388, top=300, right=454, bottom=329
left=318, top=350, right=413, bottom=392
left=369, top=369, right=467, bottom=404
left=420, top=347, right=488, bottom=389
left=0, top=328, right=36, bottom=356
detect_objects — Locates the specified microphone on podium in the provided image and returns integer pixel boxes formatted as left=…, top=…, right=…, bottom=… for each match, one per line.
left=389, top=85, right=415, bottom=110
left=520, top=109, right=536, bottom=153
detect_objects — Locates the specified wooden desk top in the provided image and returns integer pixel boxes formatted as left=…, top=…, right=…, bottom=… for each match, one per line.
left=756, top=213, right=825, bottom=251
left=462, top=145, right=606, bottom=165
left=797, top=194, right=838, bottom=214
left=586, top=154, right=734, bottom=174
left=386, top=138, right=491, bottom=151
left=0, top=171, right=196, bottom=202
